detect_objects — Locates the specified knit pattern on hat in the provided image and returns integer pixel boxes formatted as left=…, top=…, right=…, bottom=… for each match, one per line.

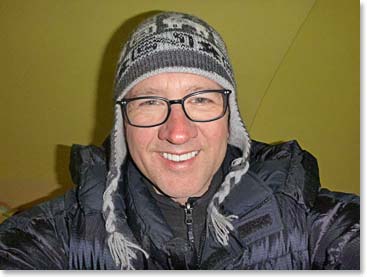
left=102, top=12, right=251, bottom=269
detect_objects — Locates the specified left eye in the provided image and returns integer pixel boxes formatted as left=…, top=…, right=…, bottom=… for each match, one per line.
left=139, top=99, right=162, bottom=106
left=191, top=97, right=212, bottom=104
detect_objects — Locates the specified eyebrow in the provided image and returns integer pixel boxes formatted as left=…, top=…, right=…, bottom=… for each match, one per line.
left=127, top=85, right=221, bottom=98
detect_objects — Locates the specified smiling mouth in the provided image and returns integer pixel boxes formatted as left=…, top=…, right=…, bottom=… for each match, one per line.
left=160, top=150, right=199, bottom=162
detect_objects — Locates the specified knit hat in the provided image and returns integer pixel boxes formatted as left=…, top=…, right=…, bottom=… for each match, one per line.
left=102, top=11, right=251, bottom=269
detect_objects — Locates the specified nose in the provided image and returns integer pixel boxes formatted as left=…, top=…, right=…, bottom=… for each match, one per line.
left=158, top=105, right=198, bottom=144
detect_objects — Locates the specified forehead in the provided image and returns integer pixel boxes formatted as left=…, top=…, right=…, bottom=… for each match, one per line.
left=126, top=72, right=222, bottom=98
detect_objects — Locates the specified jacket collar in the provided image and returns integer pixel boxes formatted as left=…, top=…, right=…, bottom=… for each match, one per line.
left=120, top=144, right=283, bottom=267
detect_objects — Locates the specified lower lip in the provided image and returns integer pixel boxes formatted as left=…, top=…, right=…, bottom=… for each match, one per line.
left=158, top=152, right=199, bottom=170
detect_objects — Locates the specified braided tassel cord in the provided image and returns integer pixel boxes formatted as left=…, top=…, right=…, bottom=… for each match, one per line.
left=108, top=232, right=149, bottom=270
left=208, top=159, right=250, bottom=246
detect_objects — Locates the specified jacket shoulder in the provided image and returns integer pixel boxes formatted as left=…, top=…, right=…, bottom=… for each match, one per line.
left=248, top=141, right=360, bottom=269
left=69, top=144, right=108, bottom=213
left=249, top=140, right=320, bottom=210
left=0, top=143, right=107, bottom=234
left=0, top=195, right=71, bottom=269
left=0, top=144, right=110, bottom=269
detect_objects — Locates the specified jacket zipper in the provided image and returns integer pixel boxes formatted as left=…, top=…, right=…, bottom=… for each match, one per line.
left=184, top=201, right=195, bottom=251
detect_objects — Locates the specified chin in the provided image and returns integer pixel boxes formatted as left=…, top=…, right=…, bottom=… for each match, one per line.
left=161, top=184, right=206, bottom=199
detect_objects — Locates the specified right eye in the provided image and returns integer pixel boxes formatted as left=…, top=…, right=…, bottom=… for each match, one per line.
left=139, top=99, right=161, bottom=106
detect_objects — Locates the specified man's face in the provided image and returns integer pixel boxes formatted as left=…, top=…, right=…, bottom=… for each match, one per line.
left=124, top=72, right=229, bottom=205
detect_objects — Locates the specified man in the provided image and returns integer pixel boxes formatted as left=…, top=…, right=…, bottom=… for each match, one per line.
left=0, top=12, right=360, bottom=270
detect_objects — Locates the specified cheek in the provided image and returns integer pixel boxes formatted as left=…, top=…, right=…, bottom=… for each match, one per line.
left=125, top=126, right=154, bottom=158
left=202, top=119, right=229, bottom=145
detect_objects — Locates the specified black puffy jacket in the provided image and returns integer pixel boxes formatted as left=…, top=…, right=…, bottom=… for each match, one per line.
left=0, top=140, right=360, bottom=269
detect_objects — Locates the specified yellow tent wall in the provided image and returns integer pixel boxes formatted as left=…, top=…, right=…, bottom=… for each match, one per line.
left=0, top=0, right=359, bottom=214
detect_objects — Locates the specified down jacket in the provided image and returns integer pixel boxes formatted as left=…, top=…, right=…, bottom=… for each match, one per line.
left=0, top=140, right=360, bottom=269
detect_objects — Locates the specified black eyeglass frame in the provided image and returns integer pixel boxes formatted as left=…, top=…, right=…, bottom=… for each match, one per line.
left=117, top=89, right=232, bottom=128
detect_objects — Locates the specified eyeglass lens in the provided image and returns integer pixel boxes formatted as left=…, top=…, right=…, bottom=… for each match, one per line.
left=125, top=91, right=227, bottom=127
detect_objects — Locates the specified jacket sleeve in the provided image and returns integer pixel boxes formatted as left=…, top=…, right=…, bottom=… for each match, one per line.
left=0, top=196, right=70, bottom=269
left=307, top=188, right=360, bottom=270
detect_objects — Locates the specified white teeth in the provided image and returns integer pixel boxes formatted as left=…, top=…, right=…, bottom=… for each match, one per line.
left=162, top=151, right=199, bottom=162
left=180, top=153, right=188, bottom=161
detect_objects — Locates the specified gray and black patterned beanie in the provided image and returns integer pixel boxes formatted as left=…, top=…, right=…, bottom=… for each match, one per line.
left=102, top=12, right=251, bottom=269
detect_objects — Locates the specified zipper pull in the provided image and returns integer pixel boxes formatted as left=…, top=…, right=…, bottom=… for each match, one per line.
left=184, top=202, right=195, bottom=249
left=185, top=202, right=193, bottom=225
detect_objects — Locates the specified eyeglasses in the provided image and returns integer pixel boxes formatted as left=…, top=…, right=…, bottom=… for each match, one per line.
left=117, top=89, right=231, bottom=128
